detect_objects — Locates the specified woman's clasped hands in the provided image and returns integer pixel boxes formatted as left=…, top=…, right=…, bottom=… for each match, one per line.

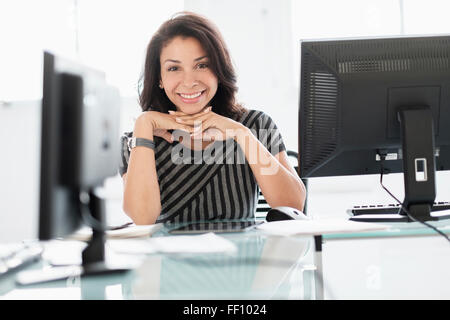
left=148, top=106, right=245, bottom=145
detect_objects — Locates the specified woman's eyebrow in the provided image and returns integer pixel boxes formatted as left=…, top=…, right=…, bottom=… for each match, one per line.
left=163, top=59, right=181, bottom=64
left=194, top=55, right=208, bottom=61
left=163, top=56, right=208, bottom=64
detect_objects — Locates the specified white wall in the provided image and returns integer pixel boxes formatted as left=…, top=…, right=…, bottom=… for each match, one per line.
left=0, top=97, right=141, bottom=242
left=185, top=0, right=299, bottom=151
left=2, top=1, right=450, bottom=242
left=0, top=101, right=41, bottom=242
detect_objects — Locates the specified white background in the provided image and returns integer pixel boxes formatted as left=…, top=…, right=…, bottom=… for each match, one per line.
left=1, top=0, right=450, bottom=242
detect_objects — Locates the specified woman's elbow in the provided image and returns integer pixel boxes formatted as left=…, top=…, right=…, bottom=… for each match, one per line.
left=285, top=179, right=307, bottom=211
left=297, top=179, right=307, bottom=211
left=122, top=201, right=160, bottom=225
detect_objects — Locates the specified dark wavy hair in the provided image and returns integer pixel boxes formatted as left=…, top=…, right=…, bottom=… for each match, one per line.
left=138, top=12, right=245, bottom=120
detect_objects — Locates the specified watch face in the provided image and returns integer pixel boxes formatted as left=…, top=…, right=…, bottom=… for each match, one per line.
left=127, top=137, right=135, bottom=151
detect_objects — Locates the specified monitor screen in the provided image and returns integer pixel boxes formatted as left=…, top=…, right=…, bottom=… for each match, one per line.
left=39, top=51, right=121, bottom=240
left=298, top=35, right=450, bottom=222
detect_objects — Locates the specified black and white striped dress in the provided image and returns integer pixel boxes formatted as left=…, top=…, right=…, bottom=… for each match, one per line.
left=119, top=109, right=286, bottom=223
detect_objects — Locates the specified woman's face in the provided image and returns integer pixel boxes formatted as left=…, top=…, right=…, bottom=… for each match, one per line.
left=159, top=36, right=218, bottom=114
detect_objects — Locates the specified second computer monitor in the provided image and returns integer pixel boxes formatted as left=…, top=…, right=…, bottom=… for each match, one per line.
left=298, top=35, right=450, bottom=220
left=299, top=35, right=450, bottom=179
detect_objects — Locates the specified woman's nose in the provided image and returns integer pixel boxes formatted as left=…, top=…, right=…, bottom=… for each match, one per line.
left=182, top=71, right=199, bottom=88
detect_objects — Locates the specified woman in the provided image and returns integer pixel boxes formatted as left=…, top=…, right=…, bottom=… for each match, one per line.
left=120, top=12, right=306, bottom=224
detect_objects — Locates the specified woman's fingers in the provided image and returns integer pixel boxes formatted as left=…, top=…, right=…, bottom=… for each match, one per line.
left=175, top=124, right=196, bottom=134
left=190, top=118, right=212, bottom=139
left=154, top=118, right=195, bottom=135
left=175, top=112, right=211, bottom=126
left=163, top=115, right=196, bottom=133
left=150, top=108, right=217, bottom=138
left=168, top=106, right=211, bottom=115
left=175, top=117, right=205, bottom=126
left=200, top=128, right=224, bottom=141
left=170, top=106, right=211, bottom=120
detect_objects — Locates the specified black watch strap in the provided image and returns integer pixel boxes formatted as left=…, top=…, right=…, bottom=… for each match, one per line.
left=128, top=137, right=155, bottom=151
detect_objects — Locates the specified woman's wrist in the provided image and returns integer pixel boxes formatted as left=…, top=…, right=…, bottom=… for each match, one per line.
left=134, top=112, right=155, bottom=139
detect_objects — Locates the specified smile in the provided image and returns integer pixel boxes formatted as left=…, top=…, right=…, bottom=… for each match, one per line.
left=177, top=90, right=205, bottom=103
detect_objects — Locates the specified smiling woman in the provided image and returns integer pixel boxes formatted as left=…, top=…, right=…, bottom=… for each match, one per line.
left=159, top=36, right=218, bottom=114
left=138, top=12, right=243, bottom=119
left=120, top=12, right=306, bottom=225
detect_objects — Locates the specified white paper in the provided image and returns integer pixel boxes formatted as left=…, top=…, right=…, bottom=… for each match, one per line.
left=108, top=232, right=237, bottom=254
left=256, top=219, right=390, bottom=236
left=151, top=232, right=237, bottom=253
left=107, top=224, right=163, bottom=238
left=68, top=223, right=163, bottom=241
left=42, top=239, right=143, bottom=266
left=107, top=239, right=158, bottom=254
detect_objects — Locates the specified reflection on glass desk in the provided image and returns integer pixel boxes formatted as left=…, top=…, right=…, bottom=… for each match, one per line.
left=319, top=219, right=450, bottom=299
left=132, top=233, right=313, bottom=299
left=1, top=220, right=449, bottom=300
left=0, top=228, right=316, bottom=300
left=321, top=235, right=450, bottom=299
left=323, top=219, right=450, bottom=240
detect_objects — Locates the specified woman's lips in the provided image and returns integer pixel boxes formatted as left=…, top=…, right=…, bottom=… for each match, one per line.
left=177, top=90, right=205, bottom=104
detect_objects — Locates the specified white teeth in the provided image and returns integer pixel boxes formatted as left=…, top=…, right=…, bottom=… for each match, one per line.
left=180, top=91, right=202, bottom=99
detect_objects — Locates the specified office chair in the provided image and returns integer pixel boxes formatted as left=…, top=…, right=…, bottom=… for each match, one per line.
left=255, top=150, right=308, bottom=219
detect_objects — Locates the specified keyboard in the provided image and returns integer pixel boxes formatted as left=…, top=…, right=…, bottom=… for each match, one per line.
left=348, top=201, right=450, bottom=216
left=0, top=242, right=43, bottom=278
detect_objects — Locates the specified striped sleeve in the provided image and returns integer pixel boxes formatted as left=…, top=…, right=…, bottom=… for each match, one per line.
left=119, top=131, right=132, bottom=177
left=248, top=111, right=286, bottom=156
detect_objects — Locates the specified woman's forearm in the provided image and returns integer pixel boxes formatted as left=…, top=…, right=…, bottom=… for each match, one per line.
left=122, top=117, right=161, bottom=224
left=234, top=127, right=306, bottom=211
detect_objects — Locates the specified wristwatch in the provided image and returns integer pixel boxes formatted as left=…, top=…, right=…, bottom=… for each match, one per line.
left=128, top=137, right=155, bottom=151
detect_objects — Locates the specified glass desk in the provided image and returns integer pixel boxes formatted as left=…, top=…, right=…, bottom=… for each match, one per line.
left=1, top=220, right=449, bottom=300
left=318, top=219, right=450, bottom=299
left=0, top=227, right=316, bottom=300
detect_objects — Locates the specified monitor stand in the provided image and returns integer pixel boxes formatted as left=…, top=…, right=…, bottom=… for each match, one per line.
left=16, top=191, right=130, bottom=286
left=80, top=190, right=130, bottom=276
left=350, top=106, right=450, bottom=223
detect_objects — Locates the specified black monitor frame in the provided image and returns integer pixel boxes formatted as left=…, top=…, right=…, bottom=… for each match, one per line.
left=39, top=52, right=86, bottom=240
left=298, top=35, right=450, bottom=222
left=38, top=51, right=126, bottom=278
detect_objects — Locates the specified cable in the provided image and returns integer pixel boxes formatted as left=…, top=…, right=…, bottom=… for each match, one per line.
left=379, top=156, right=450, bottom=244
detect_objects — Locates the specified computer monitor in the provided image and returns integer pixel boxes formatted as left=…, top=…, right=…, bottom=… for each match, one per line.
left=298, top=35, right=450, bottom=222
left=39, top=51, right=125, bottom=275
